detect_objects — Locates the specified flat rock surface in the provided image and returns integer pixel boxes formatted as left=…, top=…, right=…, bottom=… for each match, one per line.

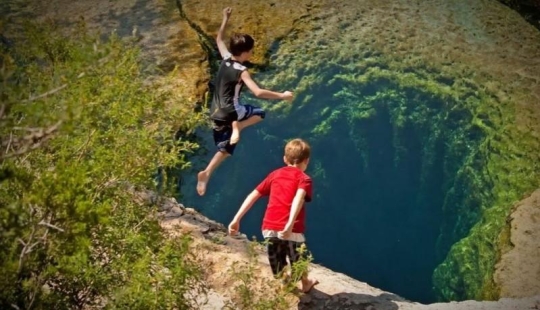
left=495, top=189, right=540, bottom=298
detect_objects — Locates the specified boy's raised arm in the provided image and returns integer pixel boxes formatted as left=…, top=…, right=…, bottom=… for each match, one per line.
left=228, top=189, right=262, bottom=235
left=217, top=7, right=232, bottom=58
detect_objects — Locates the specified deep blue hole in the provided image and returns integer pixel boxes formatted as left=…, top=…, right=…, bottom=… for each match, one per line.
left=181, top=75, right=483, bottom=304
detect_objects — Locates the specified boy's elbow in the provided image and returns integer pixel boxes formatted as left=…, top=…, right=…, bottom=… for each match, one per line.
left=253, top=89, right=264, bottom=98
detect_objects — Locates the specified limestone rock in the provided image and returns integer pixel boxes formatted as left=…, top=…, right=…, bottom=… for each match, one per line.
left=495, top=189, right=540, bottom=298
left=164, top=205, right=184, bottom=218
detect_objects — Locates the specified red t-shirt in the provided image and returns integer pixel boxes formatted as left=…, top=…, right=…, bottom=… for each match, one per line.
left=256, top=166, right=313, bottom=233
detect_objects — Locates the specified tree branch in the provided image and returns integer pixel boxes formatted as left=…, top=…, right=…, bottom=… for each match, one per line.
left=18, top=225, right=36, bottom=274
left=4, top=132, right=13, bottom=156
left=1, top=121, right=63, bottom=159
left=23, top=84, right=68, bottom=103
left=17, top=238, right=26, bottom=247
left=21, top=72, right=86, bottom=103
left=38, top=220, right=65, bottom=232
left=76, top=129, right=96, bottom=161
left=1, top=71, right=87, bottom=159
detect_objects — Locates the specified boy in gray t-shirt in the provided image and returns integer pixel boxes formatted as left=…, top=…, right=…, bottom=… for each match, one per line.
left=197, top=7, right=294, bottom=196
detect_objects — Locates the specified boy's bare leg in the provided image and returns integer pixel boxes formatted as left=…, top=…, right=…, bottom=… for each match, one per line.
left=239, top=115, right=263, bottom=130
left=300, top=273, right=319, bottom=293
left=230, top=121, right=240, bottom=145
left=230, top=116, right=263, bottom=145
left=197, top=151, right=230, bottom=196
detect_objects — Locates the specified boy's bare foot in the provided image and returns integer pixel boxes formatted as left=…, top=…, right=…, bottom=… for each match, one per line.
left=301, top=278, right=319, bottom=293
left=197, top=171, right=209, bottom=196
left=230, top=130, right=240, bottom=145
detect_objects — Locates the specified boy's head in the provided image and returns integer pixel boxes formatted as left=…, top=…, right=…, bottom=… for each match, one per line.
left=284, top=138, right=311, bottom=169
left=230, top=33, right=254, bottom=59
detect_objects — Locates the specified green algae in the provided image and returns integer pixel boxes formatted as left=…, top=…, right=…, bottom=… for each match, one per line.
left=433, top=122, right=540, bottom=300
left=251, top=48, right=540, bottom=300
left=180, top=0, right=540, bottom=301
left=206, top=42, right=539, bottom=299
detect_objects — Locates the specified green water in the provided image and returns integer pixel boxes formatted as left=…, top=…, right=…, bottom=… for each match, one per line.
left=182, top=63, right=489, bottom=303
left=179, top=1, right=540, bottom=303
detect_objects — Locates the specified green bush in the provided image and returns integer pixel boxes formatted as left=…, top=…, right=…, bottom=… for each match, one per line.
left=225, top=239, right=313, bottom=310
left=0, top=21, right=206, bottom=309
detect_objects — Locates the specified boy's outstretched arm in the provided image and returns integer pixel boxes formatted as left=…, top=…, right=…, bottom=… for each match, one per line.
left=228, top=190, right=262, bottom=235
left=279, top=189, right=306, bottom=239
left=217, top=7, right=232, bottom=58
left=241, top=70, right=294, bottom=101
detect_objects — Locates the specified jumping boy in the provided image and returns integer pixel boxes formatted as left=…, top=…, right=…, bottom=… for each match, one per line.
left=196, top=7, right=294, bottom=196
left=228, top=138, right=319, bottom=293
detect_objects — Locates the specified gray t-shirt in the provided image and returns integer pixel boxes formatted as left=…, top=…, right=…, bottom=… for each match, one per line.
left=210, top=53, right=247, bottom=124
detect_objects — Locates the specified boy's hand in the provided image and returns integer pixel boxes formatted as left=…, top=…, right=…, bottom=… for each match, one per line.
left=223, top=7, right=232, bottom=20
left=228, top=220, right=240, bottom=236
left=278, top=225, right=293, bottom=239
left=280, top=91, right=294, bottom=102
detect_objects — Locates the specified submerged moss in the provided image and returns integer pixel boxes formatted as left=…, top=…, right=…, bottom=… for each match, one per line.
left=240, top=46, right=539, bottom=301
left=252, top=1, right=540, bottom=299
left=183, top=0, right=540, bottom=302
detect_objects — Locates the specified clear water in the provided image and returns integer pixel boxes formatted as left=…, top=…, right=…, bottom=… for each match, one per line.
left=181, top=72, right=484, bottom=303
left=174, top=0, right=540, bottom=303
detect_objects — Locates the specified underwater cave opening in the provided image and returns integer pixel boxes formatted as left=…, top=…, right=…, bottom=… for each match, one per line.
left=303, top=101, right=447, bottom=304
left=182, top=76, right=484, bottom=304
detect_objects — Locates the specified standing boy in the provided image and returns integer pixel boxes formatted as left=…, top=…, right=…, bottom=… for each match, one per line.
left=228, top=139, right=319, bottom=293
left=196, top=7, right=294, bottom=196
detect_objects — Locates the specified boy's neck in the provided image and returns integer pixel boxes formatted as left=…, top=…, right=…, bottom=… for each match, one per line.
left=232, top=55, right=247, bottom=63
left=287, top=163, right=307, bottom=171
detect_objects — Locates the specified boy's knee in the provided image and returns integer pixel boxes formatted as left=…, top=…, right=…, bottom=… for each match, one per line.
left=218, top=149, right=231, bottom=157
left=218, top=144, right=235, bottom=156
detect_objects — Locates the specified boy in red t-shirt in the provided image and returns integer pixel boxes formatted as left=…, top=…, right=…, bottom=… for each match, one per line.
left=228, top=138, right=319, bottom=293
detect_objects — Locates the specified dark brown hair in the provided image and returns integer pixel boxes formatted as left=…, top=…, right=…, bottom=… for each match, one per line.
left=229, top=33, right=255, bottom=56
left=284, top=139, right=311, bottom=165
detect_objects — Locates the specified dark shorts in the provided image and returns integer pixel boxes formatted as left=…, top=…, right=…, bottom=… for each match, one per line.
left=239, top=104, right=266, bottom=122
left=266, top=237, right=308, bottom=277
left=212, top=104, right=265, bottom=155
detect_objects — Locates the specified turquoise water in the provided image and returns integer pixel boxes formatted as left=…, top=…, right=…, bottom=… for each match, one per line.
left=174, top=0, right=540, bottom=302
left=181, top=68, right=484, bottom=303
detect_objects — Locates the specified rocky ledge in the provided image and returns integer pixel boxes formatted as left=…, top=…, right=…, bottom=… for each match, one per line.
left=133, top=186, right=540, bottom=309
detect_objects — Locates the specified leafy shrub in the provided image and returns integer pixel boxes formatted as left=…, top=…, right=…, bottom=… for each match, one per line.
left=0, top=21, right=206, bottom=309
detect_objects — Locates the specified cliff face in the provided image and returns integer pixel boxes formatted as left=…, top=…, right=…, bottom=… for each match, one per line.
left=3, top=0, right=540, bottom=304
